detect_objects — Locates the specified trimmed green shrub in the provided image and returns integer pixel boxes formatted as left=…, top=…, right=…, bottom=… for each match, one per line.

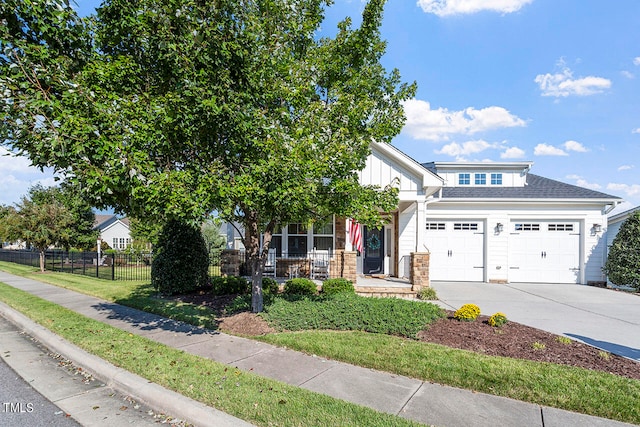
left=417, top=287, right=438, bottom=301
left=211, top=276, right=250, bottom=295
left=262, top=277, right=280, bottom=295
left=488, top=312, right=508, bottom=327
left=453, top=303, right=481, bottom=322
left=603, top=211, right=640, bottom=290
left=321, top=278, right=355, bottom=295
left=261, top=293, right=445, bottom=338
left=283, top=278, right=318, bottom=296
left=151, top=220, right=209, bottom=295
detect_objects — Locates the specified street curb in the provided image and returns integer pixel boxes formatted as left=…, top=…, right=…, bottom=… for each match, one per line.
left=0, top=301, right=253, bottom=427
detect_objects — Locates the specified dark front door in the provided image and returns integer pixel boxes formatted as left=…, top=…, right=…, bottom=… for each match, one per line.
left=363, top=227, right=384, bottom=275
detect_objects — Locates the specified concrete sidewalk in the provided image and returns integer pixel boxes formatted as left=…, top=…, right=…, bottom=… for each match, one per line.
left=0, top=271, right=635, bottom=427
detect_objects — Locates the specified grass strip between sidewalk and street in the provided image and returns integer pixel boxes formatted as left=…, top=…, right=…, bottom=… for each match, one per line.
left=0, top=281, right=421, bottom=427
left=1, top=262, right=639, bottom=425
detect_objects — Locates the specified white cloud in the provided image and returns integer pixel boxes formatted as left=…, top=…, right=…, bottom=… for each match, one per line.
left=633, top=128, right=640, bottom=134
left=500, top=146, right=526, bottom=159
left=634, top=57, right=640, bottom=66
left=417, top=0, right=533, bottom=16
left=621, top=70, right=635, bottom=79
left=534, top=64, right=611, bottom=97
left=618, top=165, right=634, bottom=171
left=0, top=147, right=37, bottom=173
left=435, top=140, right=497, bottom=159
left=566, top=175, right=602, bottom=190
left=534, top=143, right=567, bottom=156
left=563, top=140, right=588, bottom=152
left=402, top=99, right=526, bottom=141
left=607, top=182, right=640, bottom=198
left=0, top=147, right=56, bottom=205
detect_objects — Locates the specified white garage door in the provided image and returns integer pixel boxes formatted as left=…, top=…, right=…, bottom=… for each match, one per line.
left=509, top=221, right=580, bottom=283
left=425, top=221, right=484, bottom=282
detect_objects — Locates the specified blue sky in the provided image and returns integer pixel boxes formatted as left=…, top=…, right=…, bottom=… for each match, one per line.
left=2, top=0, right=639, bottom=215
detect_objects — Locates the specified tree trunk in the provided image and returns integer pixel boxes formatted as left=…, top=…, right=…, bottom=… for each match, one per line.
left=244, top=212, right=264, bottom=313
left=243, top=211, right=275, bottom=313
left=250, top=255, right=264, bottom=313
left=39, top=250, right=45, bottom=272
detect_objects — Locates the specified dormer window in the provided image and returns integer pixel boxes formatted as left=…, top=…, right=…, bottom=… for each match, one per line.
left=475, top=173, right=486, bottom=185
left=491, top=173, right=503, bottom=185
left=458, top=173, right=470, bottom=185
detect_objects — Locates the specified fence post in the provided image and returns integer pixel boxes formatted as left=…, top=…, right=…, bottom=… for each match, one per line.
left=96, top=252, right=99, bottom=278
left=111, top=253, right=115, bottom=280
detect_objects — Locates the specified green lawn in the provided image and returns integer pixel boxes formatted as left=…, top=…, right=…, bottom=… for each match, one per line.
left=1, top=261, right=639, bottom=425
left=0, top=282, right=419, bottom=427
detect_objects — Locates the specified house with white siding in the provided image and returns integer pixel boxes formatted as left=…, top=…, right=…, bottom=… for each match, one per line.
left=420, top=162, right=621, bottom=284
left=224, top=142, right=623, bottom=286
left=93, top=215, right=132, bottom=250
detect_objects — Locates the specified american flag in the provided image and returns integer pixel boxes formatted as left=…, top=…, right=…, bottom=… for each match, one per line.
left=347, top=218, right=363, bottom=253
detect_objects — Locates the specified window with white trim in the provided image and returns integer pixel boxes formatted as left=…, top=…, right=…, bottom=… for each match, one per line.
left=475, top=173, right=486, bottom=185
left=313, top=218, right=334, bottom=251
left=426, top=223, right=446, bottom=230
left=548, top=224, right=574, bottom=231
left=515, top=223, right=540, bottom=231
left=454, top=223, right=478, bottom=231
left=287, top=223, right=308, bottom=257
left=491, top=173, right=503, bottom=185
left=458, top=173, right=470, bottom=185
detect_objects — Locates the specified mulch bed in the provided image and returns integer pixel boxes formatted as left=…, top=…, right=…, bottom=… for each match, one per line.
left=417, top=311, right=640, bottom=380
left=174, top=293, right=640, bottom=381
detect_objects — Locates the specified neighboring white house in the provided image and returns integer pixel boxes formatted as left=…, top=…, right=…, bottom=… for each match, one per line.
left=223, top=142, right=623, bottom=285
left=606, top=205, right=640, bottom=286
left=93, top=215, right=132, bottom=250
left=607, top=206, right=640, bottom=247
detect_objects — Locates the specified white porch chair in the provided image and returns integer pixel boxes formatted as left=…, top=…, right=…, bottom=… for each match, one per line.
left=263, top=248, right=277, bottom=278
left=310, top=249, right=330, bottom=280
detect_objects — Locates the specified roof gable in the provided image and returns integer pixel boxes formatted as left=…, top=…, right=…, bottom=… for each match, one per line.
left=93, top=214, right=118, bottom=230
left=360, top=143, right=443, bottom=199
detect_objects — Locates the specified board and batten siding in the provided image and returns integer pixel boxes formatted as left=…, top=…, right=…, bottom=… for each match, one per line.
left=358, top=146, right=426, bottom=200
left=397, top=206, right=417, bottom=278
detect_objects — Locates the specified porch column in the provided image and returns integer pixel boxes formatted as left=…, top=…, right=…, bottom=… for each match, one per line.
left=410, top=252, right=430, bottom=291
left=221, top=249, right=241, bottom=277
left=331, top=250, right=357, bottom=283
left=415, top=200, right=426, bottom=252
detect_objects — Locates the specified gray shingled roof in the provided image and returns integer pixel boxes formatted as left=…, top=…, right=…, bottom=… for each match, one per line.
left=439, top=174, right=622, bottom=200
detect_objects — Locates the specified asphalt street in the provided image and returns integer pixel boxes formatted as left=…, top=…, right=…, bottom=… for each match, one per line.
left=0, top=354, right=80, bottom=426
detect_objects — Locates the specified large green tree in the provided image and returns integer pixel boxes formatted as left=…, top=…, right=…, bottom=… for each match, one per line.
left=0, top=185, right=87, bottom=271
left=604, top=211, right=640, bottom=290
left=1, top=0, right=414, bottom=311
left=29, top=183, right=98, bottom=250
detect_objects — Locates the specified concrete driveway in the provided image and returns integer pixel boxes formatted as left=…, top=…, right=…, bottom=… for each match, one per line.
left=430, top=281, right=640, bottom=361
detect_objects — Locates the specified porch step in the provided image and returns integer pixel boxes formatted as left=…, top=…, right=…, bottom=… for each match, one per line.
left=355, top=286, right=417, bottom=300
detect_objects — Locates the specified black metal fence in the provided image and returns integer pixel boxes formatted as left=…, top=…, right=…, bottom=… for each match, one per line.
left=0, top=248, right=331, bottom=282
left=0, top=249, right=152, bottom=281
